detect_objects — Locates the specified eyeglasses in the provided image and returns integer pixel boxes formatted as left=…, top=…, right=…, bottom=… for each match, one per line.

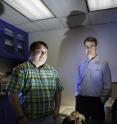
left=84, top=45, right=96, bottom=49
left=34, top=49, right=47, bottom=55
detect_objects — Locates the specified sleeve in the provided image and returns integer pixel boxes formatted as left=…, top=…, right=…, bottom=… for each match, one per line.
left=75, top=65, right=81, bottom=96
left=7, top=67, right=26, bottom=94
left=55, top=71, right=64, bottom=92
left=101, top=62, right=112, bottom=103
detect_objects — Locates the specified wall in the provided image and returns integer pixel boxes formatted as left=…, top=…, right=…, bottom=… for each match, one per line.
left=29, top=23, right=117, bottom=106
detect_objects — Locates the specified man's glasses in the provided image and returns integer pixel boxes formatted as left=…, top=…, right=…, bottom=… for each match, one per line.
left=34, top=49, right=47, bottom=55
left=84, top=45, right=96, bottom=49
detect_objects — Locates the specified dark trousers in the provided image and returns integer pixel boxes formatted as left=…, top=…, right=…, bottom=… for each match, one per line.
left=75, top=95, right=105, bottom=124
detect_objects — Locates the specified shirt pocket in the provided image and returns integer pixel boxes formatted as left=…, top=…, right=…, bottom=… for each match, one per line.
left=89, top=66, right=103, bottom=82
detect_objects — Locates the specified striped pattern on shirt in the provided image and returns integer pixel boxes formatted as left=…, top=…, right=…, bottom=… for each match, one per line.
left=7, top=61, right=63, bottom=120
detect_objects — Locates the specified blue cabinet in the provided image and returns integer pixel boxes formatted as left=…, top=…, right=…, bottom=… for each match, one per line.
left=0, top=19, right=28, bottom=61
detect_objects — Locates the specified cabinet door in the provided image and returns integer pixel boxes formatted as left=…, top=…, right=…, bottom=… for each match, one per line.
left=4, top=27, right=15, bottom=55
left=1, top=21, right=16, bottom=59
left=16, top=30, right=28, bottom=60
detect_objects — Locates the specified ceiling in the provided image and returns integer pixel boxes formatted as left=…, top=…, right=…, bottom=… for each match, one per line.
left=0, top=0, right=117, bottom=33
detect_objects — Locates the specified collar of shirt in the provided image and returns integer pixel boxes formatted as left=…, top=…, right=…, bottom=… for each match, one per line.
left=86, top=55, right=98, bottom=63
left=29, top=60, right=45, bottom=70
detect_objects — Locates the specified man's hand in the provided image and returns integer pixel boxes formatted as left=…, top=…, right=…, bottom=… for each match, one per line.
left=17, top=116, right=28, bottom=124
left=53, top=108, right=59, bottom=119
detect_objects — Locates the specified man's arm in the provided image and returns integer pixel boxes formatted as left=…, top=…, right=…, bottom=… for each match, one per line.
left=75, top=65, right=81, bottom=96
left=8, top=92, right=28, bottom=124
left=53, top=91, right=62, bottom=118
left=101, top=62, right=112, bottom=104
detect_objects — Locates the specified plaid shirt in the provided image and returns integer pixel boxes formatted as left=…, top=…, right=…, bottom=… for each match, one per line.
left=7, top=60, right=63, bottom=120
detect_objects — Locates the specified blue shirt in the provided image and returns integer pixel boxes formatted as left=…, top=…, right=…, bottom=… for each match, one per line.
left=75, top=56, right=112, bottom=103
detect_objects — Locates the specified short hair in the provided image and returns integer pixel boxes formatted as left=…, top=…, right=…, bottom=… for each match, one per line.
left=84, top=37, right=97, bottom=46
left=29, top=41, right=48, bottom=54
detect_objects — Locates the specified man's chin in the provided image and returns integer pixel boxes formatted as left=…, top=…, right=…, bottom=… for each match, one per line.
left=39, top=60, right=46, bottom=63
left=87, top=54, right=92, bottom=57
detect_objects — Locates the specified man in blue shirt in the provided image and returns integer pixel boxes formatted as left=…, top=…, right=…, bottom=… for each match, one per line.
left=75, top=37, right=112, bottom=123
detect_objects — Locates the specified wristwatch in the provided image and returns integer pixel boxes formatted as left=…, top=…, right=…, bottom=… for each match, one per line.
left=17, top=115, right=25, bottom=120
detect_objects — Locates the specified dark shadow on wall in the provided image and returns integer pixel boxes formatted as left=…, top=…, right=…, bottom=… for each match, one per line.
left=58, top=10, right=87, bottom=68
left=59, top=11, right=86, bottom=65
left=58, top=10, right=89, bottom=73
